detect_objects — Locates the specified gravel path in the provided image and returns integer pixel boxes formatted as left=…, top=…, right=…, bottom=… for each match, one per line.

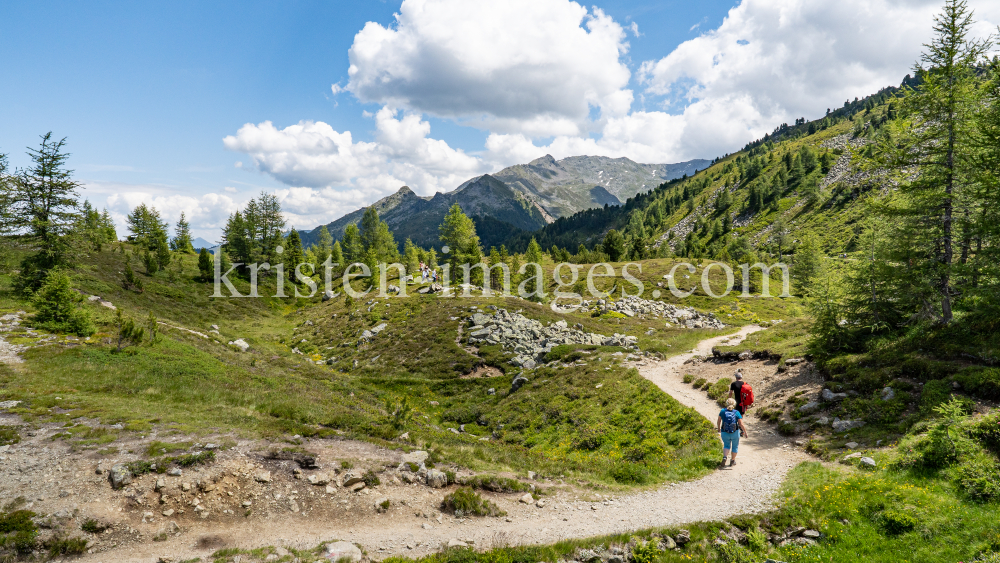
left=69, top=326, right=814, bottom=563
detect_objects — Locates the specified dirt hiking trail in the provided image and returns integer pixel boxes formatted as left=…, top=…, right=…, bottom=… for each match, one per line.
left=75, top=326, right=814, bottom=563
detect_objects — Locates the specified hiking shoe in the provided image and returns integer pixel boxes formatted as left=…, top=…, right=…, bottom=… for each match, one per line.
left=718, top=458, right=728, bottom=469
left=730, top=459, right=737, bottom=467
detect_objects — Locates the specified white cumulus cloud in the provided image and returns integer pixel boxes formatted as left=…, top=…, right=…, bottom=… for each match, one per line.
left=345, top=0, right=632, bottom=137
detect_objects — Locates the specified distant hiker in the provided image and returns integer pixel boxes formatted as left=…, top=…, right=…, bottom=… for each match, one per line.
left=728, top=369, right=754, bottom=415
left=717, top=398, right=748, bottom=468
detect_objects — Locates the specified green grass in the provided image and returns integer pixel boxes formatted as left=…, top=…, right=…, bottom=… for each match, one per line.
left=0, top=243, right=806, bottom=487
left=441, top=488, right=506, bottom=517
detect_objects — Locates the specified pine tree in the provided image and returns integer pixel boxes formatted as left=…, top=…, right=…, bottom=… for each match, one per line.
left=126, top=203, right=167, bottom=248
left=792, top=233, right=823, bottom=295
left=7, top=133, right=82, bottom=293
left=341, top=223, right=363, bottom=264
left=330, top=241, right=344, bottom=269
left=171, top=212, right=195, bottom=253
left=867, top=0, right=990, bottom=324
left=314, top=225, right=333, bottom=263
left=602, top=229, right=626, bottom=262
left=197, top=248, right=213, bottom=281
left=439, top=204, right=483, bottom=285
left=32, top=269, right=95, bottom=336
left=284, top=229, right=305, bottom=285
left=403, top=238, right=420, bottom=279
left=520, top=238, right=544, bottom=300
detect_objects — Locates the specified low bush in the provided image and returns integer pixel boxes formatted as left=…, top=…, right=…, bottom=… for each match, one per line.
left=956, top=454, right=1000, bottom=502
left=707, top=378, right=732, bottom=402
left=954, top=368, right=1000, bottom=401
left=692, top=378, right=707, bottom=389
left=682, top=374, right=695, bottom=384
left=441, top=488, right=505, bottom=517
left=362, top=469, right=381, bottom=488
left=630, top=541, right=661, bottom=563
left=878, top=509, right=917, bottom=535
left=0, top=509, right=38, bottom=555
left=0, top=426, right=19, bottom=446
left=462, top=475, right=531, bottom=493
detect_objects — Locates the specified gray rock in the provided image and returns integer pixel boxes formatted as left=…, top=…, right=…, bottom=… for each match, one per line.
left=675, top=529, right=691, bottom=545
left=325, top=541, right=363, bottom=562
left=402, top=451, right=429, bottom=465
left=880, top=387, right=896, bottom=401
left=254, top=471, right=272, bottom=483
left=155, top=477, right=166, bottom=492
left=832, top=418, right=865, bottom=433
left=426, top=469, right=448, bottom=488
left=822, top=389, right=848, bottom=402
left=371, top=323, right=388, bottom=334
left=510, top=376, right=529, bottom=393
left=519, top=493, right=533, bottom=504
left=342, top=472, right=364, bottom=486
left=844, top=452, right=864, bottom=460
left=0, top=400, right=21, bottom=409
left=487, top=388, right=495, bottom=395
left=168, top=468, right=182, bottom=477
left=229, top=339, right=250, bottom=352
left=109, top=464, right=132, bottom=490
left=784, top=358, right=805, bottom=366
left=738, top=351, right=753, bottom=360
left=307, top=473, right=331, bottom=486
left=322, top=290, right=336, bottom=302
left=799, top=401, right=821, bottom=413
left=860, top=457, right=877, bottom=468
left=659, top=536, right=677, bottom=550
left=845, top=441, right=859, bottom=449
left=577, top=549, right=602, bottom=563
left=802, top=530, right=821, bottom=539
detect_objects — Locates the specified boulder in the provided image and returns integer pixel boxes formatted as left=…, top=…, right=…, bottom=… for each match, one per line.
left=108, top=464, right=132, bottom=490
left=860, top=457, right=877, bottom=468
left=784, top=358, right=805, bottom=366
left=426, top=469, right=448, bottom=488
left=325, top=541, right=363, bottom=562
left=510, top=376, right=529, bottom=393
left=822, top=389, right=848, bottom=402
left=675, top=529, right=691, bottom=545
left=401, top=450, right=429, bottom=465
left=845, top=442, right=859, bottom=449
left=254, top=471, right=272, bottom=484
left=880, top=387, right=896, bottom=401
left=577, top=549, right=602, bottom=563
left=341, top=472, right=364, bottom=486
left=659, top=536, right=677, bottom=550
left=371, top=323, right=388, bottom=334
left=802, top=530, right=821, bottom=539
left=308, top=473, right=331, bottom=486
left=322, top=290, right=336, bottom=302
left=799, top=401, right=821, bottom=413
left=447, top=539, right=469, bottom=548
left=832, top=418, right=865, bottom=433
left=519, top=493, right=533, bottom=504
left=229, top=339, right=250, bottom=352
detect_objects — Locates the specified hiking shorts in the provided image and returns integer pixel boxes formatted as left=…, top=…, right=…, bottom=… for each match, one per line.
left=721, top=431, right=740, bottom=453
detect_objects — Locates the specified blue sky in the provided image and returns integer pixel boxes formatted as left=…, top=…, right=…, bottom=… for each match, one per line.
left=3, top=0, right=990, bottom=240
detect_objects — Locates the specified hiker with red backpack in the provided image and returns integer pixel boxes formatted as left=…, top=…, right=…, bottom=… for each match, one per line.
left=717, top=398, right=748, bottom=468
left=728, top=369, right=754, bottom=415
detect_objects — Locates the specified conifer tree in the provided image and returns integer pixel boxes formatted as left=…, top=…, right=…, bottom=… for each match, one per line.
left=314, top=225, right=333, bottom=263
left=171, top=212, right=195, bottom=253
left=439, top=204, right=483, bottom=284
left=197, top=248, right=213, bottom=281
left=341, top=223, right=363, bottom=264
left=867, top=0, right=990, bottom=324
left=285, top=229, right=304, bottom=271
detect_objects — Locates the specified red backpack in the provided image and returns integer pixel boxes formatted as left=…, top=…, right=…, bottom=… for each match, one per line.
left=740, top=383, right=755, bottom=408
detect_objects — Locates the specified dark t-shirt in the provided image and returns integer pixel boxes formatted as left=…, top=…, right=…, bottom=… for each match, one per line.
left=730, top=380, right=744, bottom=404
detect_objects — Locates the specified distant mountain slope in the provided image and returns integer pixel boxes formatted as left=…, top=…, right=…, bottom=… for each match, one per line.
left=493, top=154, right=709, bottom=219
left=299, top=174, right=547, bottom=249
left=300, top=154, right=709, bottom=250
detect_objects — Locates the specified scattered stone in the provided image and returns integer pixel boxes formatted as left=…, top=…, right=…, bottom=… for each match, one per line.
left=845, top=442, right=859, bottom=449
left=822, top=389, right=849, bottom=402
left=487, top=388, right=495, bottom=395
left=447, top=539, right=468, bottom=548
left=510, top=376, right=529, bottom=393
left=738, top=351, right=753, bottom=360
left=832, top=418, right=865, bottom=433
left=798, top=401, right=821, bottom=413
left=519, top=493, right=533, bottom=504
left=675, top=529, right=691, bottom=545
left=577, top=549, right=602, bottom=563
left=162, top=509, right=174, bottom=517
left=880, top=387, right=896, bottom=401
left=155, top=477, right=166, bottom=492
left=527, top=471, right=536, bottom=480
left=342, top=472, right=364, bottom=486
left=168, top=468, right=182, bottom=477
left=784, top=358, right=805, bottom=366
left=108, top=464, right=132, bottom=490
left=426, top=469, right=448, bottom=488
left=322, top=290, right=336, bottom=302
left=308, top=473, right=331, bottom=486
left=325, top=541, right=363, bottom=562
left=802, top=530, right=821, bottom=539
left=0, top=400, right=21, bottom=409
left=254, top=471, right=272, bottom=484
left=350, top=482, right=366, bottom=492
left=229, top=339, right=250, bottom=352
left=860, top=457, right=877, bottom=468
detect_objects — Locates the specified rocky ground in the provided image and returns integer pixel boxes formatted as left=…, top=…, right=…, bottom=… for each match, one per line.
left=0, top=321, right=829, bottom=563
